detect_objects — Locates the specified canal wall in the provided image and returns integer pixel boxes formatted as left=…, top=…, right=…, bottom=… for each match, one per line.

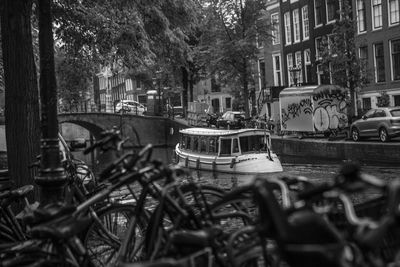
left=271, top=136, right=400, bottom=165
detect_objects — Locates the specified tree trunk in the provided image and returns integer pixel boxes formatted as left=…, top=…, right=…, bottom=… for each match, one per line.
left=1, top=0, right=41, bottom=193
left=242, top=60, right=250, bottom=118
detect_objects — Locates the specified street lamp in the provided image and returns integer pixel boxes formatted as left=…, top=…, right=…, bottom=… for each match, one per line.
left=289, top=64, right=302, bottom=86
left=152, top=70, right=162, bottom=116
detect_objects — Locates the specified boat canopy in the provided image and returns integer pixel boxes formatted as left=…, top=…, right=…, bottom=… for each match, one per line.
left=178, top=128, right=271, bottom=157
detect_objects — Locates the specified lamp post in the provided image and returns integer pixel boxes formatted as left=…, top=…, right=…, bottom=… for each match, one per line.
left=35, top=0, right=66, bottom=204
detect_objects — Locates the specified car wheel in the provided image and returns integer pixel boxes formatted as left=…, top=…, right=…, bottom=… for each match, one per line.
left=351, top=128, right=360, bottom=142
left=379, top=128, right=390, bottom=142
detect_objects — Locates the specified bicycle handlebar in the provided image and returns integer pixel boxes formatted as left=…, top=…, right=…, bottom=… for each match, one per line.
left=297, top=183, right=334, bottom=201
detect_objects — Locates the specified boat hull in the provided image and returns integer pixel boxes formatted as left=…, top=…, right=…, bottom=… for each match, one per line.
left=175, top=146, right=283, bottom=174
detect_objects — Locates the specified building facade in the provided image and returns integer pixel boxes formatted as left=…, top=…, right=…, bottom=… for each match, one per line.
left=260, top=0, right=285, bottom=121
left=353, top=0, right=400, bottom=110
left=280, top=0, right=341, bottom=88
left=95, top=66, right=148, bottom=113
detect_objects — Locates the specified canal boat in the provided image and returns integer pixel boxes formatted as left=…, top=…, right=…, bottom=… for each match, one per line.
left=175, top=128, right=283, bottom=174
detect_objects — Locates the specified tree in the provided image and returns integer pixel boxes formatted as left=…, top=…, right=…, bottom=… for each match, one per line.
left=319, top=0, right=369, bottom=122
left=196, top=0, right=271, bottom=118
left=0, top=0, right=41, bottom=190
left=51, top=0, right=200, bottom=116
left=55, top=50, right=94, bottom=112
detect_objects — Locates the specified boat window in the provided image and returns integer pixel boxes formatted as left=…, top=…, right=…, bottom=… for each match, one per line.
left=187, top=136, right=192, bottom=150
left=220, top=139, right=232, bottom=156
left=180, top=135, right=186, bottom=149
left=232, top=138, right=239, bottom=153
left=209, top=137, right=217, bottom=154
left=193, top=136, right=199, bottom=151
left=200, top=137, right=207, bottom=153
left=240, top=135, right=267, bottom=153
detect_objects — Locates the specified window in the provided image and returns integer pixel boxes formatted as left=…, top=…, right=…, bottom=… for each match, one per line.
left=359, top=46, right=368, bottom=79
left=226, top=97, right=231, bottom=109
left=295, top=51, right=303, bottom=84
left=374, top=43, right=385, bottom=82
left=220, top=139, right=232, bottom=156
left=272, top=54, right=282, bottom=86
left=391, top=39, right=400, bottom=80
left=315, top=0, right=323, bottom=26
left=136, top=80, right=141, bottom=90
left=357, top=0, right=367, bottom=32
left=315, top=37, right=323, bottom=59
left=389, top=0, right=400, bottom=25
left=232, top=139, right=240, bottom=154
left=284, top=12, right=292, bottom=45
left=258, top=59, right=266, bottom=90
left=302, top=6, right=310, bottom=40
left=193, top=137, right=199, bottom=151
left=372, top=0, right=383, bottom=29
left=326, top=0, right=337, bottom=22
left=209, top=138, right=217, bottom=154
left=374, top=109, right=386, bottom=117
left=200, top=137, right=207, bottom=153
left=362, top=97, right=372, bottom=110
left=304, top=49, right=312, bottom=83
left=287, top=53, right=293, bottom=85
left=293, top=9, right=300, bottom=42
left=394, top=95, right=400, bottom=106
left=317, top=64, right=330, bottom=85
left=271, top=13, right=280, bottom=45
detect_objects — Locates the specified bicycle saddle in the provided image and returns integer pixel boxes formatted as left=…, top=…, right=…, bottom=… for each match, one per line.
left=23, top=202, right=76, bottom=226
left=170, top=227, right=223, bottom=247
left=29, top=214, right=91, bottom=240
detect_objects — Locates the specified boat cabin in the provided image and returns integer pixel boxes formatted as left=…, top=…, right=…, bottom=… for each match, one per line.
left=179, top=128, right=271, bottom=157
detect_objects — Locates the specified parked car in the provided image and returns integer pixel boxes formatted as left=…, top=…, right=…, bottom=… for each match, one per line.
left=115, top=100, right=146, bottom=115
left=216, top=111, right=245, bottom=129
left=350, top=107, right=400, bottom=142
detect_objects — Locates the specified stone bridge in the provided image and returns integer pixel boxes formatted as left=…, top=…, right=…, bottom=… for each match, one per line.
left=58, top=113, right=187, bottom=147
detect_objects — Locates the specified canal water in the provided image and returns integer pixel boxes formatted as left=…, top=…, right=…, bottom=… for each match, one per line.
left=146, top=147, right=400, bottom=193
left=74, top=144, right=399, bottom=196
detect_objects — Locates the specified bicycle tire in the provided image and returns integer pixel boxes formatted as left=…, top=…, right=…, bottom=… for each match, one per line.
left=144, top=183, right=253, bottom=261
left=83, top=203, right=145, bottom=267
left=228, top=226, right=280, bottom=267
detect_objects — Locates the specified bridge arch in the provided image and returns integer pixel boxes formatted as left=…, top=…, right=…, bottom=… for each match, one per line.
left=58, top=113, right=186, bottom=148
left=59, top=119, right=105, bottom=141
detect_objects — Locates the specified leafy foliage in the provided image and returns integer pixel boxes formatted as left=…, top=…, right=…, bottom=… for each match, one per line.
left=53, top=0, right=198, bottom=71
left=319, top=0, right=369, bottom=119
left=195, top=0, right=271, bottom=117
left=377, top=91, right=390, bottom=107
left=55, top=50, right=94, bottom=112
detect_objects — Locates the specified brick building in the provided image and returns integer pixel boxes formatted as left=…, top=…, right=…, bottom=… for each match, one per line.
left=353, top=0, right=400, bottom=110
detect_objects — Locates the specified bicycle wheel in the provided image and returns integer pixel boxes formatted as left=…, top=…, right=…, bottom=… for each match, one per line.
left=228, top=226, right=280, bottom=267
left=144, top=183, right=255, bottom=260
left=209, top=185, right=257, bottom=233
left=84, top=203, right=145, bottom=267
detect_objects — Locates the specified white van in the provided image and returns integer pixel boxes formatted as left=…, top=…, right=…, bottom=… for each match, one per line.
left=115, top=100, right=146, bottom=115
